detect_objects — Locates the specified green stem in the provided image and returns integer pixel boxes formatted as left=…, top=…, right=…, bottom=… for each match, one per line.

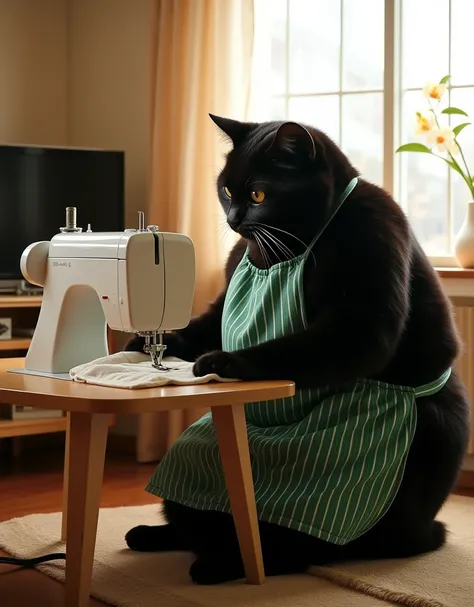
left=458, top=144, right=474, bottom=189
left=451, top=151, right=474, bottom=197
left=434, top=153, right=474, bottom=197
left=428, top=99, right=474, bottom=198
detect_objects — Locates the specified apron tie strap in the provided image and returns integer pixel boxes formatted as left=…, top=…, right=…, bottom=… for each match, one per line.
left=414, top=367, right=452, bottom=398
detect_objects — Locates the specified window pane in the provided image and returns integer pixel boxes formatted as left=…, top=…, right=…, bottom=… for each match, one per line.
left=342, top=0, right=384, bottom=90
left=270, top=96, right=287, bottom=120
left=270, top=0, right=288, bottom=95
left=450, top=0, right=474, bottom=86
left=450, top=87, right=474, bottom=241
left=401, top=0, right=449, bottom=90
left=288, top=95, right=340, bottom=143
left=341, top=93, right=383, bottom=186
left=289, top=0, right=341, bottom=94
left=399, top=91, right=449, bottom=255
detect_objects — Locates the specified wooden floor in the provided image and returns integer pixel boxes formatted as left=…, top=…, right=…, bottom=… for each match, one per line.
left=0, top=445, right=158, bottom=607
left=0, top=447, right=157, bottom=523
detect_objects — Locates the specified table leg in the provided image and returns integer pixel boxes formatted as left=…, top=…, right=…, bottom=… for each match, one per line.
left=61, top=413, right=71, bottom=542
left=211, top=404, right=265, bottom=585
left=64, top=412, right=110, bottom=607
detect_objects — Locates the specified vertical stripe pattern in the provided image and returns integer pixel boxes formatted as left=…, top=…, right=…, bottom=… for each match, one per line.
left=146, top=213, right=451, bottom=545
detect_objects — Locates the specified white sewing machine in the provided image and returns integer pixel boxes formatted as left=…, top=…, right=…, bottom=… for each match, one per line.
left=11, top=207, right=195, bottom=379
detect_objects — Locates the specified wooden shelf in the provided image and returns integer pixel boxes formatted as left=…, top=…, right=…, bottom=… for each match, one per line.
left=0, top=338, right=31, bottom=351
left=0, top=415, right=66, bottom=438
left=0, top=295, right=42, bottom=309
left=0, top=297, right=61, bottom=441
left=436, top=267, right=474, bottom=279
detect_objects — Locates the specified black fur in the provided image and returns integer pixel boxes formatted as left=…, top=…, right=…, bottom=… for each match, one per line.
left=124, top=117, right=470, bottom=584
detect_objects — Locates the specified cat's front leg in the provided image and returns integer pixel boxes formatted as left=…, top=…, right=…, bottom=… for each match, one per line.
left=193, top=350, right=259, bottom=380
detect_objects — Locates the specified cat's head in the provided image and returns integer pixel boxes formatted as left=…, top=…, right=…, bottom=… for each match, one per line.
left=211, top=114, right=358, bottom=261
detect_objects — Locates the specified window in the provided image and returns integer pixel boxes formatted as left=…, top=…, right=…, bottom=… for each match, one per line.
left=251, top=0, right=474, bottom=264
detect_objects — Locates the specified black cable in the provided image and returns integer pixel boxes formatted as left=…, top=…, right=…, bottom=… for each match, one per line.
left=0, top=552, right=66, bottom=567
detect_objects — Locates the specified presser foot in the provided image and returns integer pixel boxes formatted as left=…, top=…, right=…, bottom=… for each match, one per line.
left=141, top=332, right=173, bottom=372
left=149, top=349, right=169, bottom=372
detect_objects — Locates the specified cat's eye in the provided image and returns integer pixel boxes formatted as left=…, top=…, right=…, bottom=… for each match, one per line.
left=250, top=191, right=265, bottom=204
left=223, top=186, right=232, bottom=198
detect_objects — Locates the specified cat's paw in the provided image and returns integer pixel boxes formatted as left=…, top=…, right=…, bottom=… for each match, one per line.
left=189, top=556, right=244, bottom=585
left=125, top=524, right=182, bottom=552
left=193, top=350, right=255, bottom=380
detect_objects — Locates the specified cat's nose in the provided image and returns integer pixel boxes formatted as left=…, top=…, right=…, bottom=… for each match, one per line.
left=227, top=207, right=244, bottom=229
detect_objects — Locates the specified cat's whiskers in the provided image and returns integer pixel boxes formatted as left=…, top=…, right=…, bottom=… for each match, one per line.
left=254, top=222, right=309, bottom=249
left=217, top=220, right=228, bottom=234
left=217, top=221, right=233, bottom=246
left=252, top=232, right=266, bottom=268
left=254, top=228, right=284, bottom=265
left=257, top=227, right=294, bottom=261
left=253, top=231, right=271, bottom=269
left=255, top=222, right=317, bottom=265
left=258, top=233, right=273, bottom=269
left=258, top=230, right=291, bottom=262
left=217, top=214, right=234, bottom=238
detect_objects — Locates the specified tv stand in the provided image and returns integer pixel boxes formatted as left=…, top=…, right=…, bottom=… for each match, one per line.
left=0, top=279, right=43, bottom=296
left=0, top=294, right=65, bottom=444
left=0, top=295, right=42, bottom=352
left=16, top=280, right=43, bottom=297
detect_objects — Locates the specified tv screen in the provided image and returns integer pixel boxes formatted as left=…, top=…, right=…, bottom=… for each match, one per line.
left=0, top=145, right=125, bottom=282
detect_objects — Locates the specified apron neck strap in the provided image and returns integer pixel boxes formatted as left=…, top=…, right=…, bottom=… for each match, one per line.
left=305, top=176, right=359, bottom=257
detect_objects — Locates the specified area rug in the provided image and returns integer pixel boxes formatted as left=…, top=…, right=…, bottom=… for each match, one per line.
left=0, top=495, right=472, bottom=607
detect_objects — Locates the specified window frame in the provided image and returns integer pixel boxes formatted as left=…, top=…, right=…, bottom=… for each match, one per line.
left=267, top=0, right=463, bottom=267
left=386, top=0, right=456, bottom=267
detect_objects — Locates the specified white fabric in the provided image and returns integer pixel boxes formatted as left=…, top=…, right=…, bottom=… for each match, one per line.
left=69, top=351, right=238, bottom=389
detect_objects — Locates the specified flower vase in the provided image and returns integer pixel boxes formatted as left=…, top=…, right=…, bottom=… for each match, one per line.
left=454, top=201, right=474, bottom=268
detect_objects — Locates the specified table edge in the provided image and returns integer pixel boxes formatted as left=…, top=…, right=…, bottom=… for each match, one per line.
left=0, top=375, right=296, bottom=414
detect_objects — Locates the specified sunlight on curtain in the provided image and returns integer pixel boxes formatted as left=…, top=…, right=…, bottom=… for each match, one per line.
left=137, top=0, right=254, bottom=462
left=147, top=0, right=254, bottom=316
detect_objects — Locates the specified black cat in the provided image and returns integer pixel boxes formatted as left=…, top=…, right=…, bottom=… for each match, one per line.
left=124, top=116, right=470, bottom=585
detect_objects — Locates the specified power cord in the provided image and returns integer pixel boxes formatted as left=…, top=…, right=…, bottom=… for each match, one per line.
left=0, top=552, right=66, bottom=567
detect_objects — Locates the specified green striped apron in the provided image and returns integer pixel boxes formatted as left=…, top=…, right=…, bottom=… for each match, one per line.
left=146, top=178, right=451, bottom=545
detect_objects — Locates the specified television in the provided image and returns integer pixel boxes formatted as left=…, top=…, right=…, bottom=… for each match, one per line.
left=0, top=144, right=125, bottom=293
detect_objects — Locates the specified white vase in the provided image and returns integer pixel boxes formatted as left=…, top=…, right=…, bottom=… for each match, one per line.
left=454, top=201, right=474, bottom=268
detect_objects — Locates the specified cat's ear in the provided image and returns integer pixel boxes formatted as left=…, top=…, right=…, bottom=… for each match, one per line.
left=266, top=122, right=316, bottom=161
left=209, top=114, right=253, bottom=146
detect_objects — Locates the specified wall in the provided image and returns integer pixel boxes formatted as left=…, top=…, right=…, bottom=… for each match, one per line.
left=68, top=0, right=154, bottom=229
left=0, top=0, right=154, bottom=227
left=0, top=0, right=155, bottom=437
left=0, top=0, right=68, bottom=145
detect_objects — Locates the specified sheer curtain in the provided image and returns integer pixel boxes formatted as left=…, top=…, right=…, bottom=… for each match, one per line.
left=137, top=0, right=254, bottom=462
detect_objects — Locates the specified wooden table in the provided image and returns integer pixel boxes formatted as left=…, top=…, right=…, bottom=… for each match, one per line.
left=0, top=358, right=294, bottom=606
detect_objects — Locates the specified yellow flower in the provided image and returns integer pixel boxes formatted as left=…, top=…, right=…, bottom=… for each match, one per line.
left=415, top=111, right=434, bottom=136
left=423, top=81, right=447, bottom=100
left=426, top=126, right=458, bottom=153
